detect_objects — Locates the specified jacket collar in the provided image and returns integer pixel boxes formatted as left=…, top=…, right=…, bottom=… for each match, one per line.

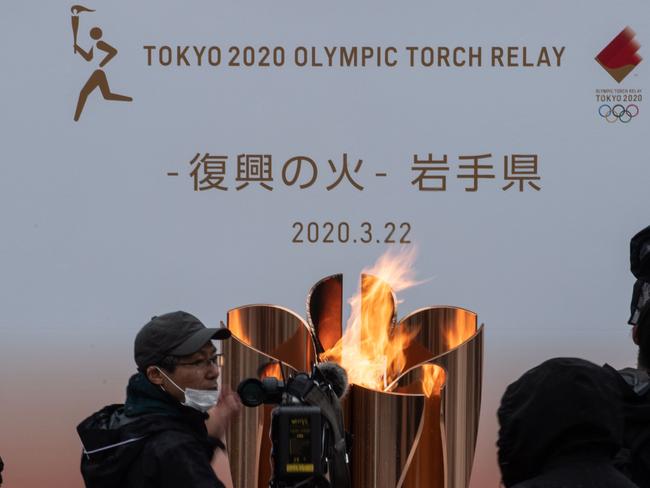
left=124, top=372, right=208, bottom=425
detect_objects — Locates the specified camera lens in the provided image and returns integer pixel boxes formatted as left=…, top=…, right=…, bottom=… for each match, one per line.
left=237, top=378, right=266, bottom=407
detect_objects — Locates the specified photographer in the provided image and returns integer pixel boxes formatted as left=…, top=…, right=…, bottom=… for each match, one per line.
left=77, top=311, right=241, bottom=488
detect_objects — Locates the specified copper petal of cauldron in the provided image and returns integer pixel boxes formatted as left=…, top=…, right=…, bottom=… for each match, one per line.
left=221, top=274, right=483, bottom=488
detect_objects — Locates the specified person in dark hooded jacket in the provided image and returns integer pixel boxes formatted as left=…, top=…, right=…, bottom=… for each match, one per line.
left=605, top=310, right=650, bottom=488
left=497, top=357, right=638, bottom=488
left=602, top=225, right=650, bottom=488
left=77, top=311, right=241, bottom=488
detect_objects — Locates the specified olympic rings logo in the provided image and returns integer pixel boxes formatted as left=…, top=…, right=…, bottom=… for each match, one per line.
left=598, top=104, right=639, bottom=123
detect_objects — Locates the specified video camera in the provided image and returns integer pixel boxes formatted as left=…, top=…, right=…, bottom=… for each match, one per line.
left=237, top=362, right=351, bottom=488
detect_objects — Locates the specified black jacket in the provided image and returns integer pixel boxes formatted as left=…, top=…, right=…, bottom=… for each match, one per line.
left=498, top=357, right=638, bottom=488
left=606, top=365, right=650, bottom=488
left=77, top=373, right=225, bottom=488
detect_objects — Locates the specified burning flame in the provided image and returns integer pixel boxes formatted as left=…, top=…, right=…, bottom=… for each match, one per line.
left=322, top=247, right=422, bottom=390
left=421, top=364, right=446, bottom=398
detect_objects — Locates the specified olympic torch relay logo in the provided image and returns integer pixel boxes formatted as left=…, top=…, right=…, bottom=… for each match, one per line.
left=596, top=27, right=642, bottom=83
left=70, top=5, right=132, bottom=121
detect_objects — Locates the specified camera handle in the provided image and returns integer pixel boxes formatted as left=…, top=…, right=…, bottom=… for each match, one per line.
left=270, top=475, right=331, bottom=488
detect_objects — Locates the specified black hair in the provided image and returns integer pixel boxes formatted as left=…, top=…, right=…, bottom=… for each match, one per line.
left=158, top=355, right=180, bottom=373
left=138, top=355, right=179, bottom=374
left=637, top=303, right=650, bottom=370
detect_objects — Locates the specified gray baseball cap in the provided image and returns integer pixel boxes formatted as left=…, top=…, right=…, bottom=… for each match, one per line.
left=134, top=311, right=230, bottom=369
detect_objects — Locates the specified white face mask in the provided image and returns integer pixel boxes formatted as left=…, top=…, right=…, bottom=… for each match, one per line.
left=155, top=367, right=220, bottom=413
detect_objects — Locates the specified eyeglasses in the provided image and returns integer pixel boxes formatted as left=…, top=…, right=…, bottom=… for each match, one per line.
left=176, top=353, right=224, bottom=369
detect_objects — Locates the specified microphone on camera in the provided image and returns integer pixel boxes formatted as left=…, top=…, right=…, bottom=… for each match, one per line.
left=314, top=361, right=349, bottom=399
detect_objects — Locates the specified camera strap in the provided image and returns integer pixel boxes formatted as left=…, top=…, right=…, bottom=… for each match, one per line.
left=302, top=387, right=350, bottom=488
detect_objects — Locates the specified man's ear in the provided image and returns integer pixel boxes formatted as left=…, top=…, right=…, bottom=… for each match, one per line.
left=633, top=325, right=641, bottom=346
left=146, top=365, right=164, bottom=385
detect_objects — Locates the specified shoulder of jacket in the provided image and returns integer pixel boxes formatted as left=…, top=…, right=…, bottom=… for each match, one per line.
left=618, top=367, right=650, bottom=396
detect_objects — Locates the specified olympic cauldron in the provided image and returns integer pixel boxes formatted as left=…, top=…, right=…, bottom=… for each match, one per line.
left=221, top=273, right=483, bottom=488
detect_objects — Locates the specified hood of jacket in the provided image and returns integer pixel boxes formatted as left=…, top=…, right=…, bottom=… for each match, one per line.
left=497, top=357, right=624, bottom=488
left=76, top=372, right=209, bottom=487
